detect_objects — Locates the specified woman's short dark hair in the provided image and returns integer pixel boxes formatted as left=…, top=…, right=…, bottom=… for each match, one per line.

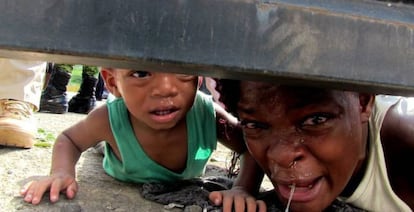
left=215, top=79, right=241, bottom=117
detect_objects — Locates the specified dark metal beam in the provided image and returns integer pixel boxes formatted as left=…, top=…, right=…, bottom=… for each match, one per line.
left=0, top=0, right=413, bottom=95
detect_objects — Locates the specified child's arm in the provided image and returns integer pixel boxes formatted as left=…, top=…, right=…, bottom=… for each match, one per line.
left=211, top=102, right=266, bottom=212
left=20, top=105, right=111, bottom=205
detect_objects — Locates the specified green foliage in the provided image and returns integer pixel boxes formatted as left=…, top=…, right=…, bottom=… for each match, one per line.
left=67, top=65, right=83, bottom=92
left=35, top=128, right=56, bottom=148
left=69, top=65, right=83, bottom=85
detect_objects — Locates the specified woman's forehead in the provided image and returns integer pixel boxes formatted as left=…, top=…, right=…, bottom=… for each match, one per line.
left=238, top=81, right=348, bottom=108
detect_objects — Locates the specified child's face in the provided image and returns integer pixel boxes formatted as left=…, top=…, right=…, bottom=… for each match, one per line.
left=236, top=81, right=371, bottom=211
left=106, top=69, right=198, bottom=130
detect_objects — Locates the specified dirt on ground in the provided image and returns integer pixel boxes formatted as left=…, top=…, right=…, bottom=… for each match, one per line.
left=0, top=102, right=272, bottom=212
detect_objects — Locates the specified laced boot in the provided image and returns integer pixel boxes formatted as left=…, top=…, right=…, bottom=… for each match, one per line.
left=68, top=72, right=98, bottom=114
left=0, top=99, right=36, bottom=148
left=39, top=68, right=71, bottom=114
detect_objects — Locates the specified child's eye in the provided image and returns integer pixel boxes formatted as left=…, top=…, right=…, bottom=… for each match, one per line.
left=301, top=113, right=331, bottom=127
left=176, top=74, right=196, bottom=81
left=131, top=70, right=151, bottom=78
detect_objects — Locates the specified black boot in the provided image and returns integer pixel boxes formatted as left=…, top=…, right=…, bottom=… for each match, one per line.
left=39, top=67, right=71, bottom=114
left=68, top=72, right=98, bottom=114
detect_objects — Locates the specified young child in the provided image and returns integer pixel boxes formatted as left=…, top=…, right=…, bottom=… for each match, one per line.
left=212, top=79, right=413, bottom=211
left=21, top=69, right=265, bottom=212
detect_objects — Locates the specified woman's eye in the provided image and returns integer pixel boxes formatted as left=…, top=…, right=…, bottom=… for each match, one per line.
left=240, top=120, right=269, bottom=130
left=301, top=114, right=330, bottom=126
left=239, top=120, right=269, bottom=138
left=131, top=70, right=151, bottom=78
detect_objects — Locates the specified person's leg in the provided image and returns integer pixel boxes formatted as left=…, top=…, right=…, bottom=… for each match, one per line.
left=0, top=58, right=46, bottom=148
left=68, top=65, right=99, bottom=114
left=95, top=73, right=104, bottom=101
left=39, top=64, right=72, bottom=114
left=42, top=62, right=54, bottom=90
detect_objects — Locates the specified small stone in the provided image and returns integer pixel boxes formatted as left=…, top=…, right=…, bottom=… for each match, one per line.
left=164, top=203, right=185, bottom=210
left=183, top=205, right=203, bottom=212
left=61, top=203, right=82, bottom=212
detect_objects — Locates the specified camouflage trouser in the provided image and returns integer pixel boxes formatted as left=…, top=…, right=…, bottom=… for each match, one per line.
left=53, top=63, right=99, bottom=77
left=82, top=65, right=100, bottom=77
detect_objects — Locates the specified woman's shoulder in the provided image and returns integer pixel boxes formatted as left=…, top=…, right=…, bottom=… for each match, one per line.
left=381, top=96, right=414, bottom=149
left=380, top=97, right=414, bottom=208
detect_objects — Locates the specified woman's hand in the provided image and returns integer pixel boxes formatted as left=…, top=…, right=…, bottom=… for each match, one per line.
left=209, top=186, right=266, bottom=212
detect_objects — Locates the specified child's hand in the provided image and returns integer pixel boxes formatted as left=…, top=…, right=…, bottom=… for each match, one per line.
left=209, top=186, right=266, bottom=212
left=20, top=173, right=78, bottom=205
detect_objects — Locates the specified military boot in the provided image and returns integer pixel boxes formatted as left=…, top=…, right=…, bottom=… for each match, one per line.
left=68, top=70, right=98, bottom=114
left=39, top=67, right=71, bottom=114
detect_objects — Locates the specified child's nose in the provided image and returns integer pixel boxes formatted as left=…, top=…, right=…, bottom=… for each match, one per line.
left=152, top=74, right=178, bottom=97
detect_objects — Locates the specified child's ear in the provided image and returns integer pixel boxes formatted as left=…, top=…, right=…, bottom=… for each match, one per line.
left=359, top=93, right=375, bottom=123
left=100, top=68, right=121, bottom=97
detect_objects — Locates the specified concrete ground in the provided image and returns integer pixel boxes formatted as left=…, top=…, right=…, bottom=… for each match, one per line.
left=0, top=98, right=271, bottom=212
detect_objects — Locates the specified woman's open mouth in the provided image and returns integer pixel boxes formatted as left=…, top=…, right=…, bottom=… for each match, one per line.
left=277, top=177, right=323, bottom=202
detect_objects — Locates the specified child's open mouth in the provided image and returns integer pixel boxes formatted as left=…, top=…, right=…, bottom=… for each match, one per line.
left=152, top=109, right=177, bottom=116
left=150, top=108, right=179, bottom=123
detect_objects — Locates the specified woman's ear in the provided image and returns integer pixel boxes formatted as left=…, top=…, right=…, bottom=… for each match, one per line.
left=100, top=68, right=121, bottom=97
left=359, top=93, right=375, bottom=123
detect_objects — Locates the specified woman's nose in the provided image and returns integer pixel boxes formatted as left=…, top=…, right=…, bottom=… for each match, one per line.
left=267, top=136, right=306, bottom=169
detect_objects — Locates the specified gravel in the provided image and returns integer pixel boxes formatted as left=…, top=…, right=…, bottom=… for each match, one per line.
left=0, top=107, right=256, bottom=212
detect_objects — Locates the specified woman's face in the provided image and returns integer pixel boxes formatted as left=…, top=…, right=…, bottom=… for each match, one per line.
left=236, top=81, right=370, bottom=211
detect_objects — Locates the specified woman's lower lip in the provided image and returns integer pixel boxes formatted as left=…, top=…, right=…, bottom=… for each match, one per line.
left=277, top=178, right=322, bottom=202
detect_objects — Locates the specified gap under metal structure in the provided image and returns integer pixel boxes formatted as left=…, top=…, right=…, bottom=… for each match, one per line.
left=0, top=0, right=413, bottom=95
